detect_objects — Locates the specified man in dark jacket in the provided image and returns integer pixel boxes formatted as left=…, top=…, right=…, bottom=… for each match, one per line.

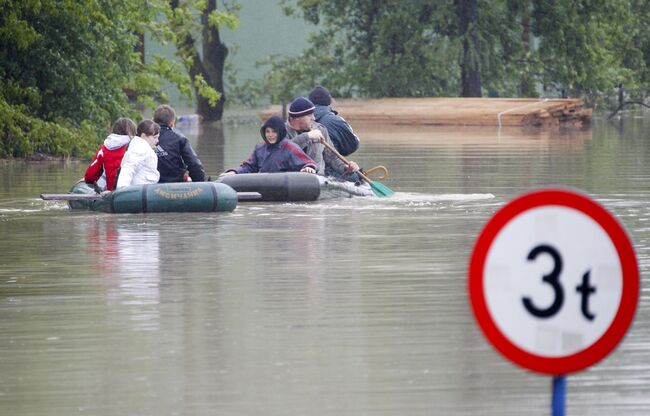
left=308, top=85, right=360, bottom=157
left=153, top=104, right=206, bottom=183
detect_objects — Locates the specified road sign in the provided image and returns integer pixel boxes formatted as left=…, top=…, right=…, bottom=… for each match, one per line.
left=469, top=189, right=639, bottom=375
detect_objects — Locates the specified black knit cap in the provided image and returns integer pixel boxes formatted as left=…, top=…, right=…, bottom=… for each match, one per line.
left=260, top=116, right=287, bottom=143
left=288, top=97, right=315, bottom=118
left=308, top=85, right=332, bottom=106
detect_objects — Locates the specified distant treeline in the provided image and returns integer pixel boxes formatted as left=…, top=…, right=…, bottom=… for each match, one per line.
left=2, top=1, right=649, bottom=158
left=247, top=0, right=650, bottom=106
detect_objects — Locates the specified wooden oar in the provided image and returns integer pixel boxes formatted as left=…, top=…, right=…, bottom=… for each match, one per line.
left=319, top=138, right=394, bottom=197
left=236, top=192, right=263, bottom=201
left=41, top=192, right=262, bottom=201
left=41, top=193, right=102, bottom=201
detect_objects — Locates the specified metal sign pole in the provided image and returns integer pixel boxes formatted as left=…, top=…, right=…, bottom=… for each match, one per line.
left=552, top=375, right=566, bottom=416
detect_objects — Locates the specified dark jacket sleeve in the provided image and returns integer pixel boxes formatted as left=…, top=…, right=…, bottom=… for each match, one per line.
left=290, top=132, right=312, bottom=151
left=283, top=142, right=316, bottom=171
left=234, top=148, right=260, bottom=174
left=326, top=114, right=360, bottom=156
left=180, top=138, right=206, bottom=181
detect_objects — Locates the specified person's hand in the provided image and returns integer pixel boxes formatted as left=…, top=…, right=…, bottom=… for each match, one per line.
left=87, top=182, right=102, bottom=193
left=307, top=130, right=324, bottom=143
left=301, top=166, right=316, bottom=174
left=219, top=171, right=236, bottom=177
left=100, top=190, right=112, bottom=197
left=346, top=161, right=360, bottom=172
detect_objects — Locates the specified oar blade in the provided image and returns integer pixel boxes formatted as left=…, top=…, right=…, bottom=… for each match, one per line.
left=236, top=192, right=262, bottom=201
left=41, top=193, right=103, bottom=201
left=369, top=180, right=394, bottom=197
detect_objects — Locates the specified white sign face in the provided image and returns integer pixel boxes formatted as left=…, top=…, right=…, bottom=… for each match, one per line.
left=484, top=205, right=622, bottom=357
left=468, top=189, right=639, bottom=375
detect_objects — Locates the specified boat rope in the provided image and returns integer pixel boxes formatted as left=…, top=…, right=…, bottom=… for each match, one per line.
left=141, top=184, right=149, bottom=213
left=497, top=98, right=549, bottom=128
left=210, top=182, right=218, bottom=211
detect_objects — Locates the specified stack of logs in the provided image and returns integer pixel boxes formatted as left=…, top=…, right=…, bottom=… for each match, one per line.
left=261, top=98, right=591, bottom=128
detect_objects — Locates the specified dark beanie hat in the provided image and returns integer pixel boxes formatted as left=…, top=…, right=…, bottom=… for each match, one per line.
left=308, top=85, right=332, bottom=106
left=288, top=97, right=315, bottom=118
left=260, top=116, right=287, bottom=143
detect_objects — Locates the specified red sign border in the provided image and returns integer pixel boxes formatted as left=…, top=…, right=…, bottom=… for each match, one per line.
left=468, top=188, right=639, bottom=375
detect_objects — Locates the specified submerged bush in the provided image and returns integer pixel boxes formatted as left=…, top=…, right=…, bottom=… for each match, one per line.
left=0, top=96, right=96, bottom=158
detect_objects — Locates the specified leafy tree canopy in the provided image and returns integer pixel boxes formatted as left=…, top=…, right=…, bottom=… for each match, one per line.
left=257, top=0, right=459, bottom=101
left=0, top=0, right=235, bottom=158
left=258, top=0, right=650, bottom=105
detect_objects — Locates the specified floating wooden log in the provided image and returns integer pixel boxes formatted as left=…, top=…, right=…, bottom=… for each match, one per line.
left=261, top=98, right=591, bottom=128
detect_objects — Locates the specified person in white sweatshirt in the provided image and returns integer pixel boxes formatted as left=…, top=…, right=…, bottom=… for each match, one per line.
left=116, top=120, right=161, bottom=189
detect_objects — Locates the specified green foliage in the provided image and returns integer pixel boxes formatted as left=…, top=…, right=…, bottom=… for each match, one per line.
left=475, top=0, right=529, bottom=95
left=193, top=74, right=222, bottom=106
left=265, top=0, right=459, bottom=99
left=208, top=9, right=240, bottom=31
left=0, top=91, right=95, bottom=158
left=616, top=0, right=650, bottom=99
left=0, top=1, right=131, bottom=157
left=532, top=0, right=636, bottom=98
left=265, top=0, right=650, bottom=104
left=0, top=0, right=238, bottom=157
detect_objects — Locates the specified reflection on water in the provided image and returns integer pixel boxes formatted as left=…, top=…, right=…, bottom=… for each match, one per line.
left=192, top=121, right=225, bottom=178
left=81, top=220, right=162, bottom=331
left=1, top=116, right=650, bottom=414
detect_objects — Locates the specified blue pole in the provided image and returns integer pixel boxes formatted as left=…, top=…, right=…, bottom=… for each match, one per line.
left=552, top=375, right=566, bottom=416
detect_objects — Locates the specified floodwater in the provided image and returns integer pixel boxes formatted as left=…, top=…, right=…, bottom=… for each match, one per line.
left=1, top=115, right=650, bottom=415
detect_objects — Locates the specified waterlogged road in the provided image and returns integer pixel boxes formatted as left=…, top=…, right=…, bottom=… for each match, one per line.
left=1, top=117, right=650, bottom=415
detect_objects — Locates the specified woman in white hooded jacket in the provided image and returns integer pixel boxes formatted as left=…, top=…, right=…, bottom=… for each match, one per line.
left=116, top=120, right=161, bottom=189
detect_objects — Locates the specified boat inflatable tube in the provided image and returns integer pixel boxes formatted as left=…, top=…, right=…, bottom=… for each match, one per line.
left=69, top=181, right=237, bottom=213
left=219, top=172, right=322, bottom=201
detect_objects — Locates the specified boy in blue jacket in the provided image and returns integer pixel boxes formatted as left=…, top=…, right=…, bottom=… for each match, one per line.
left=224, top=116, right=316, bottom=175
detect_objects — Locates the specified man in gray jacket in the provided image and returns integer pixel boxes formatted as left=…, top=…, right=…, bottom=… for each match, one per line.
left=285, top=97, right=359, bottom=180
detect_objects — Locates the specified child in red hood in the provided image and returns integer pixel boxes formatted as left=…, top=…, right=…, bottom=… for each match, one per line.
left=84, top=118, right=137, bottom=191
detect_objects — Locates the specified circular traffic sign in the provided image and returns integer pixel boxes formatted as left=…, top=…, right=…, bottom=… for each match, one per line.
left=468, top=189, right=639, bottom=375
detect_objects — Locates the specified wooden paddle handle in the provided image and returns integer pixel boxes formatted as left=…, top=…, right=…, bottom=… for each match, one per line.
left=41, top=193, right=103, bottom=201
left=365, top=165, right=388, bottom=180
left=318, top=138, right=371, bottom=183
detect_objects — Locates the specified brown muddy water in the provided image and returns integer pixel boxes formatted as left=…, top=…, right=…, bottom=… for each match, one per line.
left=1, top=115, right=650, bottom=415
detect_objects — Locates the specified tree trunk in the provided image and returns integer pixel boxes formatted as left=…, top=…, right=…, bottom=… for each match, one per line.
left=457, top=0, right=482, bottom=97
left=199, top=0, right=227, bottom=121
left=136, top=32, right=145, bottom=64
left=170, top=0, right=227, bottom=122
